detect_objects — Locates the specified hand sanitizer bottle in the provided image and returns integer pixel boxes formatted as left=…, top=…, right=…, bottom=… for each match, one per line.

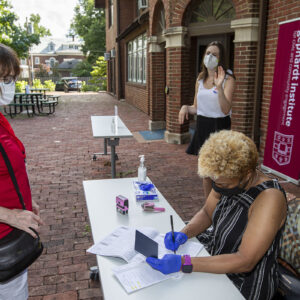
left=111, top=117, right=115, bottom=133
left=114, top=105, right=118, bottom=132
left=138, top=155, right=147, bottom=182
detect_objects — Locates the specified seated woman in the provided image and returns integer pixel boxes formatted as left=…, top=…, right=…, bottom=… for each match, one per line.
left=146, top=130, right=287, bottom=300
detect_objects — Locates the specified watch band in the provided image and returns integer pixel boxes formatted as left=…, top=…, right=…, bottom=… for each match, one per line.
left=183, top=255, right=191, bottom=265
left=182, top=255, right=193, bottom=273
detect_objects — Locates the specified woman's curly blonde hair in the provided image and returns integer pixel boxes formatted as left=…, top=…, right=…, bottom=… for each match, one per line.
left=198, top=130, right=258, bottom=179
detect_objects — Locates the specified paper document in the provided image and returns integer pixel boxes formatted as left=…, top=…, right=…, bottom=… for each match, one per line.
left=87, top=226, right=159, bottom=263
left=113, top=261, right=176, bottom=294
left=87, top=226, right=204, bottom=294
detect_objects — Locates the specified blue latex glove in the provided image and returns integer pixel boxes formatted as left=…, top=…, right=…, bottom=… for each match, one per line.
left=146, top=254, right=182, bottom=274
left=164, top=231, right=188, bottom=251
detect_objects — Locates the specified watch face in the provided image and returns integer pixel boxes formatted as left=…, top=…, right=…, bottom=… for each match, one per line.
left=182, top=264, right=193, bottom=273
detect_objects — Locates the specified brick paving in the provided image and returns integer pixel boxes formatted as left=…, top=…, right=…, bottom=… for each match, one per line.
left=5, top=92, right=299, bottom=299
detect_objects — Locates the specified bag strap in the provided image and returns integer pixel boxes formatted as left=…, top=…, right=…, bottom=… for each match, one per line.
left=0, top=143, right=26, bottom=210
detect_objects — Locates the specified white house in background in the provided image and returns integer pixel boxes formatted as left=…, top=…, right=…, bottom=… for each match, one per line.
left=29, top=37, right=85, bottom=77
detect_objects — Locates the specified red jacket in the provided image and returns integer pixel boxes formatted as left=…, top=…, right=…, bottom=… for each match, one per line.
left=0, top=114, right=32, bottom=238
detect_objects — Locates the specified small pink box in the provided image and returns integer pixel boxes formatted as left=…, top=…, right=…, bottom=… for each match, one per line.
left=116, top=195, right=129, bottom=215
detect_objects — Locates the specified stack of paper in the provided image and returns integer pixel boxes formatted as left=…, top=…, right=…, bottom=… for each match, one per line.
left=87, top=226, right=204, bottom=294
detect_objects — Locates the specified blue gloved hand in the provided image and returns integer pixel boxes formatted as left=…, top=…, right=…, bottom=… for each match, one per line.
left=164, top=231, right=188, bottom=251
left=146, top=254, right=182, bottom=274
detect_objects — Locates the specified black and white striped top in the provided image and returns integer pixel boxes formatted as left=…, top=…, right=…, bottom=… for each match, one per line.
left=198, top=179, right=286, bottom=300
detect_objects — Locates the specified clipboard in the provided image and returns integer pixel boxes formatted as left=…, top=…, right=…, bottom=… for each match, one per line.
left=134, top=230, right=158, bottom=258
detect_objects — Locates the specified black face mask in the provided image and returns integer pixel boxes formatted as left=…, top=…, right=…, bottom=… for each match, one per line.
left=212, top=178, right=249, bottom=198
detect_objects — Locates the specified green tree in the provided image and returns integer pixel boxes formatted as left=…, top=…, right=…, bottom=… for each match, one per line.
left=29, top=14, right=51, bottom=37
left=72, top=60, right=93, bottom=77
left=0, top=0, right=51, bottom=58
left=35, top=64, right=50, bottom=77
left=90, top=56, right=107, bottom=90
left=69, top=0, right=105, bottom=64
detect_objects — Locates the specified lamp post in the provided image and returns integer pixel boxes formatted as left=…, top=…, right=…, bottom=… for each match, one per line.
left=26, top=18, right=34, bottom=85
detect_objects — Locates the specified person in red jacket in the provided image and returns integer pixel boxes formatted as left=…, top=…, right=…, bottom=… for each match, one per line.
left=0, top=44, right=44, bottom=299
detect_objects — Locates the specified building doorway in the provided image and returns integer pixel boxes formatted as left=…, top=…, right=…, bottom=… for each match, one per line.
left=196, top=33, right=235, bottom=75
left=109, top=58, right=116, bottom=95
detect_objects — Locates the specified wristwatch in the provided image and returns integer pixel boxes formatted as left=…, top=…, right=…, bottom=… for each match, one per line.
left=181, top=255, right=193, bottom=273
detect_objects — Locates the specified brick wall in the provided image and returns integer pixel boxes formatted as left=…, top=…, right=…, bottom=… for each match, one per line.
left=125, top=84, right=148, bottom=114
left=149, top=51, right=166, bottom=121
left=105, top=0, right=117, bottom=51
left=260, top=0, right=300, bottom=155
left=231, top=42, right=258, bottom=136
left=166, top=47, right=191, bottom=134
left=103, top=0, right=300, bottom=150
left=120, top=0, right=136, bottom=32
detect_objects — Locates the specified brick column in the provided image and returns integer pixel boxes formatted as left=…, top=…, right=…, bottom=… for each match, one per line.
left=231, top=18, right=259, bottom=136
left=164, top=26, right=190, bottom=144
left=148, top=36, right=166, bottom=130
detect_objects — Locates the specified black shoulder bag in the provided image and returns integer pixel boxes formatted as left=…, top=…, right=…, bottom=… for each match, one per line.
left=0, top=143, right=43, bottom=282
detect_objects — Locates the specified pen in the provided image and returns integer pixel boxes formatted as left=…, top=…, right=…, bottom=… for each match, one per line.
left=170, top=215, right=176, bottom=255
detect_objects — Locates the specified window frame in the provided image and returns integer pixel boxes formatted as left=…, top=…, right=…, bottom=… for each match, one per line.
left=127, top=33, right=147, bottom=85
left=35, top=57, right=40, bottom=65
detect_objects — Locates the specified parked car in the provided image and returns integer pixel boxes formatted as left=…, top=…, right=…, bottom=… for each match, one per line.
left=55, top=77, right=82, bottom=92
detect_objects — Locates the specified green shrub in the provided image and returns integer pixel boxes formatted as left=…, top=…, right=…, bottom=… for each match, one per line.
left=32, top=79, right=44, bottom=89
left=15, top=80, right=28, bottom=93
left=90, top=56, right=107, bottom=91
left=82, top=84, right=100, bottom=92
left=43, top=80, right=55, bottom=91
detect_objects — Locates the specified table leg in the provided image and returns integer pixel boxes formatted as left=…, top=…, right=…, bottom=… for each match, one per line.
left=108, top=138, right=119, bottom=178
left=104, top=138, right=108, bottom=155
left=92, top=138, right=110, bottom=160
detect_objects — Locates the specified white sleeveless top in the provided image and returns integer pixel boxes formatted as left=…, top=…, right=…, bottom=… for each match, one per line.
left=197, top=73, right=232, bottom=118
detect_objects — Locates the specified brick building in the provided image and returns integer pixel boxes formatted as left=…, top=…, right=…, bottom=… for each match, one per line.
left=95, top=0, right=300, bottom=156
left=29, top=37, right=85, bottom=77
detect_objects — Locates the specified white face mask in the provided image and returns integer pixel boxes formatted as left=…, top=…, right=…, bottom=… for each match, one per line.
left=203, top=54, right=218, bottom=70
left=0, top=82, right=15, bottom=105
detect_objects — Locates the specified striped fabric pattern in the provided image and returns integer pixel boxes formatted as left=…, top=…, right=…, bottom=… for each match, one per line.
left=198, top=179, right=285, bottom=300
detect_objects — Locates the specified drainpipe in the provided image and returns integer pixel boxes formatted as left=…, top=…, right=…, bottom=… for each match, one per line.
left=252, top=0, right=268, bottom=149
left=116, top=0, right=122, bottom=100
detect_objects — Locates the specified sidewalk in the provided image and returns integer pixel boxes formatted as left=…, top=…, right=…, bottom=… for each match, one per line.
left=8, top=92, right=299, bottom=300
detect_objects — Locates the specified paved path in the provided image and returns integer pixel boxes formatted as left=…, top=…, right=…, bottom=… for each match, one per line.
left=6, top=92, right=299, bottom=299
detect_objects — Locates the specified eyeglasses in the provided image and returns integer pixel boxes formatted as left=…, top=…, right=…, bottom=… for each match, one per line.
left=0, top=76, right=17, bottom=84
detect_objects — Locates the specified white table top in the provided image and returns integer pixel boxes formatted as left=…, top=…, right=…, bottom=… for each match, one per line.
left=91, top=116, right=133, bottom=138
left=83, top=177, right=244, bottom=300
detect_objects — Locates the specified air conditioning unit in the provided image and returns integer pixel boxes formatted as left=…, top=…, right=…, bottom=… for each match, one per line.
left=138, top=0, right=148, bottom=9
left=110, top=48, right=116, bottom=58
left=104, top=52, right=111, bottom=61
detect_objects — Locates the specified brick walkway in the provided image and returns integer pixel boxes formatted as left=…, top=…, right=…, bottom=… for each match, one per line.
left=6, top=92, right=299, bottom=299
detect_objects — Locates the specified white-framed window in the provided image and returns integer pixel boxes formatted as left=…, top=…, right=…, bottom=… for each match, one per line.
left=49, top=42, right=55, bottom=51
left=138, top=0, right=148, bottom=10
left=21, top=58, right=27, bottom=65
left=127, top=33, right=147, bottom=84
left=35, top=57, right=40, bottom=65
left=49, top=57, right=56, bottom=68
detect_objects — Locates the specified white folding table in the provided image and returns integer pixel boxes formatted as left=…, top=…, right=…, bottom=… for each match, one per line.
left=91, top=116, right=133, bottom=178
left=83, top=177, right=244, bottom=300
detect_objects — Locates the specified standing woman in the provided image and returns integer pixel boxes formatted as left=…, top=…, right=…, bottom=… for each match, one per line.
left=0, top=44, right=44, bottom=299
left=178, top=41, right=235, bottom=199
